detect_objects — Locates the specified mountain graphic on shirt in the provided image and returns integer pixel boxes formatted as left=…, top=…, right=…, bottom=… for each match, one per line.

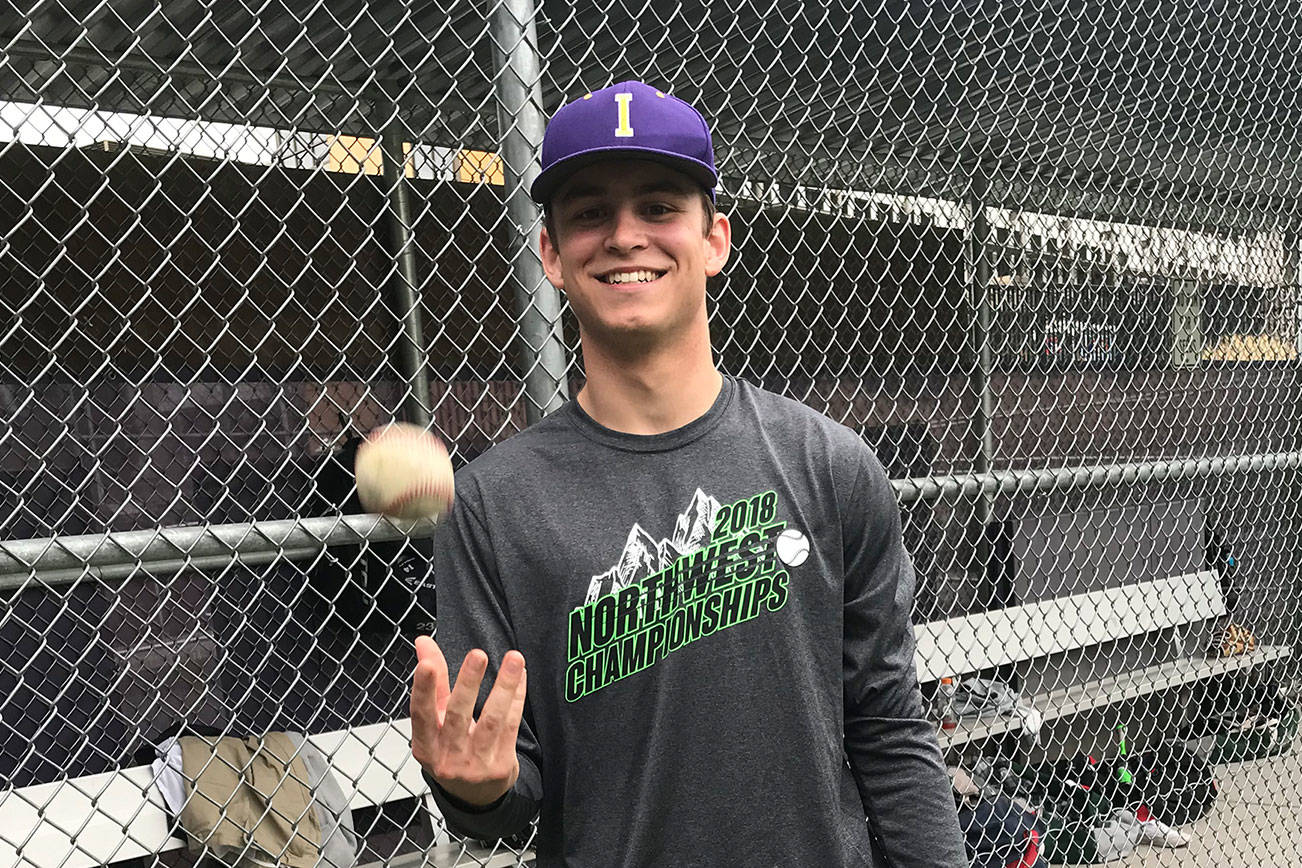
left=584, top=488, right=721, bottom=604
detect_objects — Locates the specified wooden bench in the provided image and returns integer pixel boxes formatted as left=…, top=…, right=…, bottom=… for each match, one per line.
left=913, top=569, right=1292, bottom=748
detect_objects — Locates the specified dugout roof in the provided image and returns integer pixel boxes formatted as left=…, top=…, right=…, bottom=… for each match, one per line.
left=3, top=0, right=1297, bottom=233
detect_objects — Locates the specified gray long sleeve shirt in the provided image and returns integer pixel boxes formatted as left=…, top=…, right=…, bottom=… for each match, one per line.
left=423, top=375, right=965, bottom=867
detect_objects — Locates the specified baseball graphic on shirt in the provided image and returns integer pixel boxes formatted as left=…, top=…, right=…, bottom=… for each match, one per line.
left=354, top=422, right=455, bottom=521
left=775, top=528, right=810, bottom=567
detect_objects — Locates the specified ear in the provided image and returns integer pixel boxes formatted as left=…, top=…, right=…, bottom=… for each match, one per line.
left=540, top=226, right=565, bottom=290
left=704, top=211, right=731, bottom=277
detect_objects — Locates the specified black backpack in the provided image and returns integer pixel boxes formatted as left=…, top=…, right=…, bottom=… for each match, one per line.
left=1114, top=741, right=1217, bottom=826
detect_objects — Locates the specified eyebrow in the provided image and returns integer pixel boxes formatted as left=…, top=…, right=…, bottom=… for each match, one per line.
left=555, top=184, right=602, bottom=205
left=632, top=180, right=694, bottom=196
left=556, top=179, right=694, bottom=206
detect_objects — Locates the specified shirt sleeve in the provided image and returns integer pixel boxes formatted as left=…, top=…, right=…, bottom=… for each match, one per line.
left=419, top=485, right=543, bottom=842
left=840, top=448, right=967, bottom=867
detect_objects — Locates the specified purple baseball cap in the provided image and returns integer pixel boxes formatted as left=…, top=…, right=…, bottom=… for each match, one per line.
left=530, top=80, right=718, bottom=205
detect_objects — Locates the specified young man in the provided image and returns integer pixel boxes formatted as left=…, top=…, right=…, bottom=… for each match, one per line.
left=410, top=80, right=966, bottom=867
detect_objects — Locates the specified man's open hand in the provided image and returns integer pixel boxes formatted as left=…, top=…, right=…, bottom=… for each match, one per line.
left=410, top=636, right=528, bottom=807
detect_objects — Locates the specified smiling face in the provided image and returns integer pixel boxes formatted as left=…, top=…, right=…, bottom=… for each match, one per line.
left=540, top=159, right=730, bottom=352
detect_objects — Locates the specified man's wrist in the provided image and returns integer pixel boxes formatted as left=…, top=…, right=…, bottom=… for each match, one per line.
left=429, top=775, right=511, bottom=814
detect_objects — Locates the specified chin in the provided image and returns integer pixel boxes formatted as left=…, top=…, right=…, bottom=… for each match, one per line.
left=607, top=321, right=664, bottom=341
left=588, top=317, right=670, bottom=348
left=576, top=301, right=700, bottom=349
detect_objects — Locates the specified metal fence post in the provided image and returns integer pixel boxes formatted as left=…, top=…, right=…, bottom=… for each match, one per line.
left=968, top=166, right=1000, bottom=600
left=968, top=169, right=997, bottom=484
left=488, top=0, right=570, bottom=424
left=381, top=120, right=434, bottom=428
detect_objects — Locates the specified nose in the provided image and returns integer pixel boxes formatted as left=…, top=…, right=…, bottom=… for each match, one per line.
left=605, top=205, right=646, bottom=253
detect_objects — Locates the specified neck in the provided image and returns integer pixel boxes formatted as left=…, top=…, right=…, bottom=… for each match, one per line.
left=576, top=321, right=722, bottom=435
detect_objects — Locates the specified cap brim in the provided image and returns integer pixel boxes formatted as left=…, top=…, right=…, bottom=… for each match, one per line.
left=530, top=147, right=717, bottom=204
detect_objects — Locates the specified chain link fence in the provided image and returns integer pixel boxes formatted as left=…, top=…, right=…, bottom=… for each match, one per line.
left=2, top=1, right=1301, bottom=866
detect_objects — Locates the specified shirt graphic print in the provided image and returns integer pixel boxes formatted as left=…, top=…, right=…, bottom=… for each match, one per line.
left=565, top=487, right=811, bottom=701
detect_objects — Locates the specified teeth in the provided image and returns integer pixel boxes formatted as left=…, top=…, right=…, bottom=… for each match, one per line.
left=604, top=270, right=660, bottom=284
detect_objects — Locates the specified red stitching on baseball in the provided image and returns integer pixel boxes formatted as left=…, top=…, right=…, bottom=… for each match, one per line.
left=387, top=476, right=454, bottom=515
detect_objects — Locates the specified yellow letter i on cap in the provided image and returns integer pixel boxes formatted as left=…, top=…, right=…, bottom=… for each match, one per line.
left=614, top=92, right=634, bottom=138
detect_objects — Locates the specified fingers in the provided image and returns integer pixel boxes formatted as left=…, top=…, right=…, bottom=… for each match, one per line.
left=410, top=636, right=451, bottom=728
left=502, top=661, right=528, bottom=752
left=473, top=651, right=526, bottom=751
left=420, top=636, right=453, bottom=716
left=441, top=649, right=488, bottom=751
left=414, top=634, right=444, bottom=670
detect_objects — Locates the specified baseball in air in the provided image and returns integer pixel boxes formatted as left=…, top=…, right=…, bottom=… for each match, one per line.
left=775, top=528, right=810, bottom=567
left=354, top=422, right=455, bottom=521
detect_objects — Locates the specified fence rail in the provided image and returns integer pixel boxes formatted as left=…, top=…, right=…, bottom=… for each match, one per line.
left=0, top=515, right=432, bottom=589
left=5, top=449, right=1299, bottom=587
left=896, top=450, right=1302, bottom=504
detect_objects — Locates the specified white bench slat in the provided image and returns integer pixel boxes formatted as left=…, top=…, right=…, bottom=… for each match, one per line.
left=0, top=765, right=173, bottom=868
left=312, top=719, right=427, bottom=811
left=937, top=644, right=1294, bottom=749
left=1, top=721, right=433, bottom=868
left=913, top=571, right=1226, bottom=682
